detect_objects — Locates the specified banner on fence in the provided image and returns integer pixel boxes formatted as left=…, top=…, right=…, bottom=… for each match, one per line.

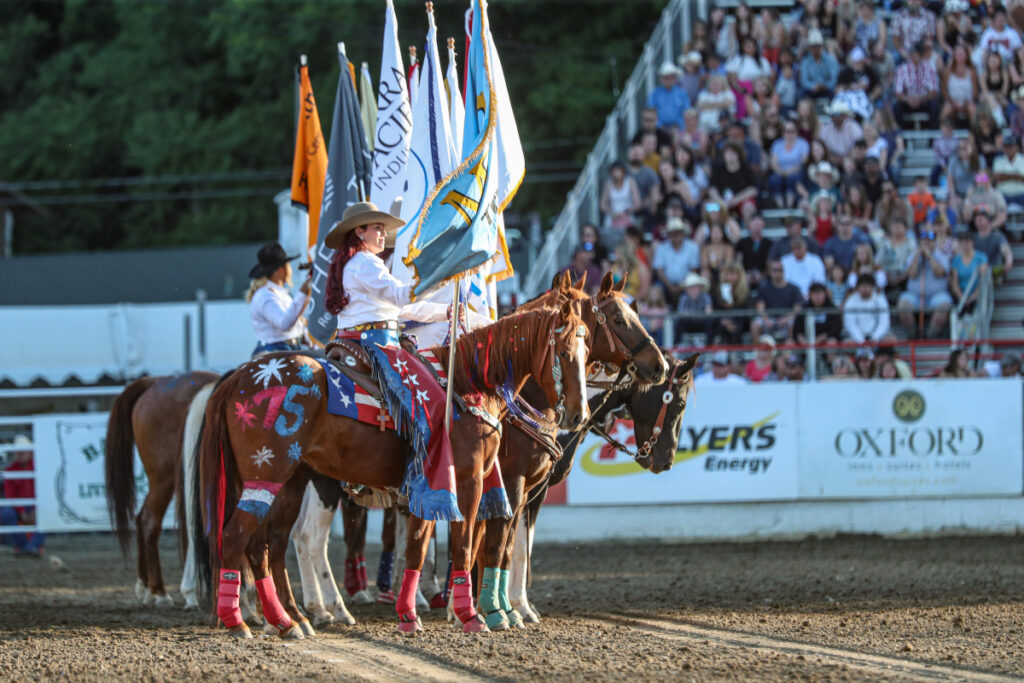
left=797, top=379, right=1024, bottom=499
left=566, top=384, right=800, bottom=505
left=32, top=413, right=172, bottom=533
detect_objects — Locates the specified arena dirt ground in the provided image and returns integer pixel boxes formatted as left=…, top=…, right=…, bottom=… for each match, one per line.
left=0, top=532, right=1022, bottom=681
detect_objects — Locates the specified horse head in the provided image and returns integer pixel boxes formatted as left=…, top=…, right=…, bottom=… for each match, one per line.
left=534, top=299, right=590, bottom=431
left=630, top=353, right=699, bottom=474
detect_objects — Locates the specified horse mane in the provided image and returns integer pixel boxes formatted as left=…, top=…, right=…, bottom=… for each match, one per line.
left=429, top=307, right=569, bottom=398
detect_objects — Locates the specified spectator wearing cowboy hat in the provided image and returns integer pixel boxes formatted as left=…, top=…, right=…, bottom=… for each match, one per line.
left=695, top=350, right=746, bottom=386
left=648, top=62, right=691, bottom=131
left=991, top=133, right=1024, bottom=206
left=675, top=271, right=714, bottom=344
left=678, top=51, right=703, bottom=104
left=818, top=101, right=864, bottom=165
left=892, top=41, right=941, bottom=129
left=769, top=214, right=821, bottom=261
left=246, top=243, right=311, bottom=358
left=653, top=217, right=701, bottom=307
left=799, top=29, right=839, bottom=99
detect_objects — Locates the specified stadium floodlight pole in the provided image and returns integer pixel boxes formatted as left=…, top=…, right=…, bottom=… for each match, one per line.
left=444, top=280, right=460, bottom=433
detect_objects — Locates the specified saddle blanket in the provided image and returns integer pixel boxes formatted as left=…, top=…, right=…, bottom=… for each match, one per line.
left=316, top=359, right=395, bottom=430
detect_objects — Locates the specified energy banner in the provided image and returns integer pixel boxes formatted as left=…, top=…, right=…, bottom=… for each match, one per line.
left=566, top=384, right=800, bottom=505
left=797, top=379, right=1024, bottom=499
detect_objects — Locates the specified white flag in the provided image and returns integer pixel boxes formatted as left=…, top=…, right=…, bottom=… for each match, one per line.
left=447, top=38, right=465, bottom=155
left=369, top=0, right=412, bottom=213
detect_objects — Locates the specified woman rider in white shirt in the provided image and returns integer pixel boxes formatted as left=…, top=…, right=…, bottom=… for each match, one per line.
left=247, top=243, right=312, bottom=358
left=323, top=201, right=465, bottom=630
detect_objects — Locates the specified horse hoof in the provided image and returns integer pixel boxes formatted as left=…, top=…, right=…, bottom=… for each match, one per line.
left=529, top=602, right=542, bottom=619
left=334, top=611, right=357, bottom=627
left=153, top=594, right=174, bottom=608
left=397, top=617, right=423, bottom=636
left=182, top=599, right=199, bottom=611
left=298, top=620, right=316, bottom=638
left=350, top=590, right=374, bottom=605
left=485, top=611, right=510, bottom=631
left=280, top=624, right=305, bottom=640
left=261, top=622, right=278, bottom=636
left=461, top=615, right=490, bottom=634
left=134, top=579, right=148, bottom=602
left=311, top=612, right=335, bottom=628
left=228, top=625, right=253, bottom=639
left=376, top=589, right=396, bottom=605
left=506, top=609, right=525, bottom=629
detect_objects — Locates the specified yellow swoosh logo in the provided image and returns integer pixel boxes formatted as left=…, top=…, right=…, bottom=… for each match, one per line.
left=579, top=412, right=781, bottom=477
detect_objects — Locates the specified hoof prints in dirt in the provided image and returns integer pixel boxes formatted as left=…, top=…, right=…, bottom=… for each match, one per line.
left=1, top=534, right=1022, bottom=681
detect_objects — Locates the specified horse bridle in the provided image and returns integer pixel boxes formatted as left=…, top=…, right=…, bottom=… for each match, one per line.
left=589, top=293, right=657, bottom=378
left=540, top=316, right=588, bottom=423
left=590, top=362, right=684, bottom=462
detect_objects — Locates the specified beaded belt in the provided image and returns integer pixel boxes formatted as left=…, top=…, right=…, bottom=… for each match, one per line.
left=344, top=320, right=398, bottom=332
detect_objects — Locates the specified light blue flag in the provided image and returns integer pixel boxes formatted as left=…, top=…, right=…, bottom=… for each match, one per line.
left=404, top=0, right=499, bottom=299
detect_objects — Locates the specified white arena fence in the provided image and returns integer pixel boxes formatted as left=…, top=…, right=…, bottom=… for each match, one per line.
left=3, top=379, right=1021, bottom=542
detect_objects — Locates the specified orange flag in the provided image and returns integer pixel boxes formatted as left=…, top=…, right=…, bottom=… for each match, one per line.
left=290, top=62, right=328, bottom=258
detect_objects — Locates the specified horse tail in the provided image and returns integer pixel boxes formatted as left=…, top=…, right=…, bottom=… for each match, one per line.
left=177, top=380, right=215, bottom=561
left=104, top=376, right=156, bottom=556
left=192, top=371, right=236, bottom=603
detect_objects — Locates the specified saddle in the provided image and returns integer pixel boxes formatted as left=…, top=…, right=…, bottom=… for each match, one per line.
left=323, top=334, right=448, bottom=406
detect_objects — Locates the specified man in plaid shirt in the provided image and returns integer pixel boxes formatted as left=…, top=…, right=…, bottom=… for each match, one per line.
left=893, top=42, right=940, bottom=129
left=889, top=0, right=936, bottom=62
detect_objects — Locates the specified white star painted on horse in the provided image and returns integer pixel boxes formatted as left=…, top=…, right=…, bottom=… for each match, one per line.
left=252, top=446, right=274, bottom=468
left=415, top=389, right=430, bottom=404
left=395, top=358, right=409, bottom=374
left=338, top=393, right=352, bottom=408
left=253, top=358, right=286, bottom=389
left=403, top=373, right=420, bottom=387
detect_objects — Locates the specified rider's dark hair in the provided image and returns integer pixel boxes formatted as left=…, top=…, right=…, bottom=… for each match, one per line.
left=325, top=230, right=366, bottom=315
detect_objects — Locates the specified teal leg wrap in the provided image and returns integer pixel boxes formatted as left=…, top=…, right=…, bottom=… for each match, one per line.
left=479, top=567, right=509, bottom=631
left=498, top=569, right=523, bottom=628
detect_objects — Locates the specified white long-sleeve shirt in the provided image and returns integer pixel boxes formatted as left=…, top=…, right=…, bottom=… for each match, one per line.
left=249, top=281, right=309, bottom=343
left=336, top=251, right=448, bottom=330
left=842, top=291, right=890, bottom=343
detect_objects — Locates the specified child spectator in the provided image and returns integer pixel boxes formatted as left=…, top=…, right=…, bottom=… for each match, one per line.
left=930, top=119, right=960, bottom=187
left=854, top=348, right=876, bottom=378
left=907, top=176, right=937, bottom=227
left=846, top=242, right=889, bottom=293
left=827, top=263, right=849, bottom=306
left=796, top=282, right=843, bottom=347
left=676, top=272, right=714, bottom=343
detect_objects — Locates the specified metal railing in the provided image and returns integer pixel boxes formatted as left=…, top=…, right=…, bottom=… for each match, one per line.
left=523, top=0, right=706, bottom=297
left=0, top=419, right=36, bottom=536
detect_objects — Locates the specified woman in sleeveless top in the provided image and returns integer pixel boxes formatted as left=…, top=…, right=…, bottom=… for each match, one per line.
left=853, top=1, right=885, bottom=53
left=246, top=243, right=311, bottom=358
left=942, top=45, right=978, bottom=123
left=982, top=50, right=1010, bottom=119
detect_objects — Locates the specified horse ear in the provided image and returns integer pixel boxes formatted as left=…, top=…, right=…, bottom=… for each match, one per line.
left=681, top=353, right=700, bottom=374
left=573, top=270, right=587, bottom=291
left=629, top=298, right=639, bottom=315
left=598, top=270, right=615, bottom=296
left=551, top=270, right=567, bottom=291
left=613, top=273, right=627, bottom=292
left=560, top=298, right=575, bottom=319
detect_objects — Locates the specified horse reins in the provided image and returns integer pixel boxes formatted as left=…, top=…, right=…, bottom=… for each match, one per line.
left=589, top=362, right=683, bottom=462
left=589, top=294, right=657, bottom=378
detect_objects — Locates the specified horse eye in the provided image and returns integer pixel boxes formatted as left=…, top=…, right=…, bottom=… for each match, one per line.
left=559, top=350, right=568, bottom=359
left=615, top=316, right=625, bottom=325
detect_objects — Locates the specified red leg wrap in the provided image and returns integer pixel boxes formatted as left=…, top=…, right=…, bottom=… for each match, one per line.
left=356, top=554, right=368, bottom=592
left=396, top=569, right=421, bottom=621
left=255, top=576, right=292, bottom=631
left=451, top=570, right=478, bottom=623
left=217, top=568, right=243, bottom=629
left=343, top=557, right=359, bottom=596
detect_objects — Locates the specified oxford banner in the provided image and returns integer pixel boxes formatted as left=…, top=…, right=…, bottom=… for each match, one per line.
left=565, top=380, right=1023, bottom=505
left=32, top=413, right=173, bottom=532
left=798, top=379, right=1023, bottom=499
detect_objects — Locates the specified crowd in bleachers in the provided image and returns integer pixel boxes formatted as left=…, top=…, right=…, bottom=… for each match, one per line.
left=563, top=0, right=1024, bottom=380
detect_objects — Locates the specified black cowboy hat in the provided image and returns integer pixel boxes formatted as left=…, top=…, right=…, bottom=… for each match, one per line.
left=249, top=243, right=299, bottom=279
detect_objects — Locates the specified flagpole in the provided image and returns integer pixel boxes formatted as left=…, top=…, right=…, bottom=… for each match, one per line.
left=444, top=278, right=460, bottom=433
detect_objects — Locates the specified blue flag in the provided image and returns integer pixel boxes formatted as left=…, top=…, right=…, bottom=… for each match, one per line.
left=403, top=0, right=499, bottom=299
left=306, top=49, right=373, bottom=344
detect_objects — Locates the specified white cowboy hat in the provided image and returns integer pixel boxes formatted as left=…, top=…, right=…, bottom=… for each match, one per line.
left=13, top=434, right=32, bottom=446
left=658, top=61, right=680, bottom=78
left=324, top=201, right=404, bottom=249
left=806, top=29, right=825, bottom=46
left=665, top=217, right=692, bottom=235
left=682, top=272, right=710, bottom=290
left=828, top=100, right=852, bottom=116
left=815, top=161, right=839, bottom=180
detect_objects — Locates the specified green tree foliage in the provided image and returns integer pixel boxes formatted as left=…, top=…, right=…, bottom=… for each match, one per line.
left=0, top=0, right=664, bottom=254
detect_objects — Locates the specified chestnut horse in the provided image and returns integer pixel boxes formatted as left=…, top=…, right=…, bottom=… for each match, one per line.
left=467, top=271, right=674, bottom=629
left=278, top=270, right=670, bottom=628
left=506, top=354, right=699, bottom=624
left=105, top=371, right=218, bottom=607
left=193, top=304, right=589, bottom=638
